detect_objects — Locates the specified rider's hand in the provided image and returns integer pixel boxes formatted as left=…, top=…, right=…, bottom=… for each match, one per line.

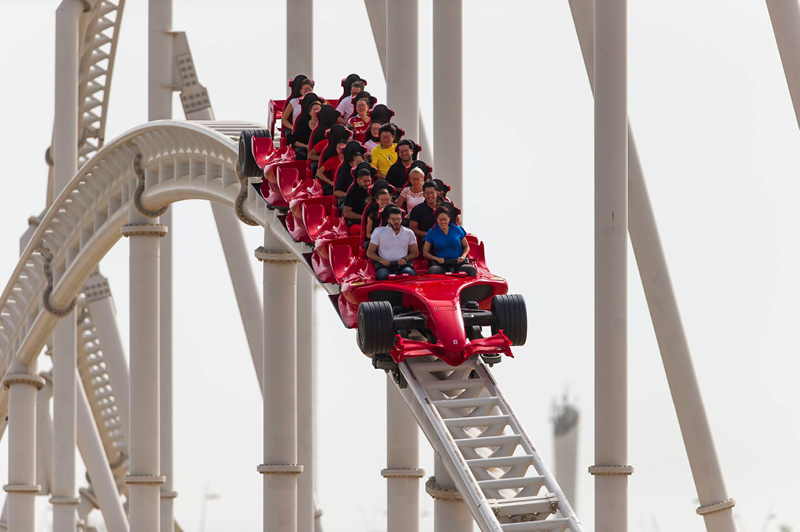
left=398, top=258, right=407, bottom=266
left=380, top=259, right=390, bottom=267
left=457, top=256, right=465, bottom=264
left=437, top=257, right=445, bottom=264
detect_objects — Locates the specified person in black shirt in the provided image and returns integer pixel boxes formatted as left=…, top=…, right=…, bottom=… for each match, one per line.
left=409, top=181, right=439, bottom=239
left=334, top=142, right=366, bottom=208
left=385, top=139, right=421, bottom=190
left=289, top=93, right=322, bottom=159
left=343, top=165, right=375, bottom=235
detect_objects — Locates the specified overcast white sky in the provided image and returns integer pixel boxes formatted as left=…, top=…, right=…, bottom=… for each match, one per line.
left=1, top=0, right=800, bottom=531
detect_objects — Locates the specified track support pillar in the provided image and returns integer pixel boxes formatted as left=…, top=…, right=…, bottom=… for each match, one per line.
left=257, top=237, right=301, bottom=532
left=124, top=221, right=167, bottom=532
left=4, top=360, right=44, bottom=532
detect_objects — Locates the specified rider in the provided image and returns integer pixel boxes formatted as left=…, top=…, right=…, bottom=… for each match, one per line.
left=408, top=181, right=440, bottom=239
left=281, top=75, right=314, bottom=135
left=336, top=79, right=365, bottom=121
left=366, top=205, right=419, bottom=280
left=385, top=139, right=420, bottom=190
left=422, top=207, right=476, bottom=277
left=371, top=124, right=399, bottom=178
left=334, top=141, right=366, bottom=208
left=343, top=164, right=375, bottom=235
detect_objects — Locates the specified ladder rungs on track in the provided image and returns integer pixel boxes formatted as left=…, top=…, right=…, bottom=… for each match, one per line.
left=478, top=476, right=546, bottom=491
left=422, top=378, right=488, bottom=391
left=501, top=518, right=573, bottom=531
left=433, top=396, right=499, bottom=409
left=444, top=415, right=510, bottom=428
left=466, top=455, right=533, bottom=469
left=455, top=434, right=521, bottom=447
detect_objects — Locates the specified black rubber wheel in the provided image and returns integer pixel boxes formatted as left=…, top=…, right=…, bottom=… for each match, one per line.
left=491, top=294, right=527, bottom=346
left=357, top=301, right=396, bottom=355
left=238, top=129, right=272, bottom=178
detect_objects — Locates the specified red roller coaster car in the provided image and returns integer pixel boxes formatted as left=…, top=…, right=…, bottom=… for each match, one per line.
left=238, top=114, right=527, bottom=368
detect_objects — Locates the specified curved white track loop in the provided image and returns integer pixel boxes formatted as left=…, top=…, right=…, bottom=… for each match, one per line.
left=0, top=120, right=310, bottom=421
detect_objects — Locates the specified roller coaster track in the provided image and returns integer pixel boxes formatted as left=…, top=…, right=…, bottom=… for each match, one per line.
left=46, top=0, right=126, bottom=203
left=0, top=120, right=581, bottom=531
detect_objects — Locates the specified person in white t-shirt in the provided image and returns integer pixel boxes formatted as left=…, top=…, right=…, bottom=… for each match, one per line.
left=336, top=80, right=365, bottom=121
left=367, top=206, right=419, bottom=280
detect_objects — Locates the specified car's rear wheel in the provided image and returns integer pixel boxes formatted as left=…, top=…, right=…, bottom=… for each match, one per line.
left=357, top=301, right=396, bottom=355
left=238, top=129, right=272, bottom=178
left=491, top=294, right=527, bottom=346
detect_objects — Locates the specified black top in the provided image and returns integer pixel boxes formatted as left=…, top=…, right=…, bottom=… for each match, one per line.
left=409, top=201, right=438, bottom=232
left=344, top=185, right=370, bottom=218
left=385, top=161, right=409, bottom=190
left=291, top=116, right=313, bottom=146
left=334, top=165, right=354, bottom=194
left=410, top=200, right=459, bottom=232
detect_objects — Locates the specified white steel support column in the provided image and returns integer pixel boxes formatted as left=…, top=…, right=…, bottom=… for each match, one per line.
left=384, top=4, right=422, bottom=530
left=591, top=2, right=629, bottom=532
left=52, top=296, right=79, bottom=531
left=3, top=359, right=45, bottom=532
left=287, top=0, right=313, bottom=81
left=386, top=0, right=419, bottom=139
left=430, top=454, right=472, bottom=532
left=383, top=381, right=424, bottom=532
left=76, top=371, right=129, bottom=532
left=52, top=2, right=83, bottom=530
left=568, top=1, right=737, bottom=529
left=433, top=0, right=463, bottom=208
left=149, top=1, right=175, bottom=528
left=365, top=0, right=431, bottom=151
left=257, top=234, right=301, bottom=532
left=767, top=0, right=800, bottom=131
left=296, top=269, right=315, bottom=532
left=124, top=220, right=167, bottom=532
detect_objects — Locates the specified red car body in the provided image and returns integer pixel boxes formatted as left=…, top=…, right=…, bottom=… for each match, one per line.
left=253, top=105, right=516, bottom=366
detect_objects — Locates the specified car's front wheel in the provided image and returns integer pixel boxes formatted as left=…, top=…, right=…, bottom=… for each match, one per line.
left=357, top=301, right=396, bottom=355
left=491, top=294, right=527, bottom=346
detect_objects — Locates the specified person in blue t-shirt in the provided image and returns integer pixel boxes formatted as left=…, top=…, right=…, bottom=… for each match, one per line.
left=422, top=207, right=477, bottom=277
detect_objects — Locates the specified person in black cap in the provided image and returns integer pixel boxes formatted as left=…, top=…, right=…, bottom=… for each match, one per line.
left=343, top=163, right=375, bottom=235
left=334, top=141, right=367, bottom=208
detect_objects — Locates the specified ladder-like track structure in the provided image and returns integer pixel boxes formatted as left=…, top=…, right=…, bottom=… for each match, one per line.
left=0, top=120, right=581, bottom=532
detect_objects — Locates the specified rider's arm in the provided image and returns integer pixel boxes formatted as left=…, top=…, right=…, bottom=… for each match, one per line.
left=366, top=243, right=388, bottom=265
left=315, top=166, right=332, bottom=186
left=365, top=217, right=375, bottom=238
left=459, top=237, right=471, bottom=263
left=342, top=205, right=362, bottom=221
left=423, top=241, right=441, bottom=263
left=406, top=242, right=419, bottom=261
left=281, top=102, right=294, bottom=131
left=409, top=219, right=426, bottom=239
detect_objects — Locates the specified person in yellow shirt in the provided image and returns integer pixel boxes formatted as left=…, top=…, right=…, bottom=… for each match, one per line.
left=370, top=123, right=399, bottom=178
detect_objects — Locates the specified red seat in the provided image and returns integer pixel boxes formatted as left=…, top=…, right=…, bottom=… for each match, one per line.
left=252, top=137, right=274, bottom=169
left=329, top=236, right=361, bottom=284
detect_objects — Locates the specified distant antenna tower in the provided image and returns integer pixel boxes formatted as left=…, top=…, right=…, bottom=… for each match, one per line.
left=551, top=394, right=580, bottom=512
